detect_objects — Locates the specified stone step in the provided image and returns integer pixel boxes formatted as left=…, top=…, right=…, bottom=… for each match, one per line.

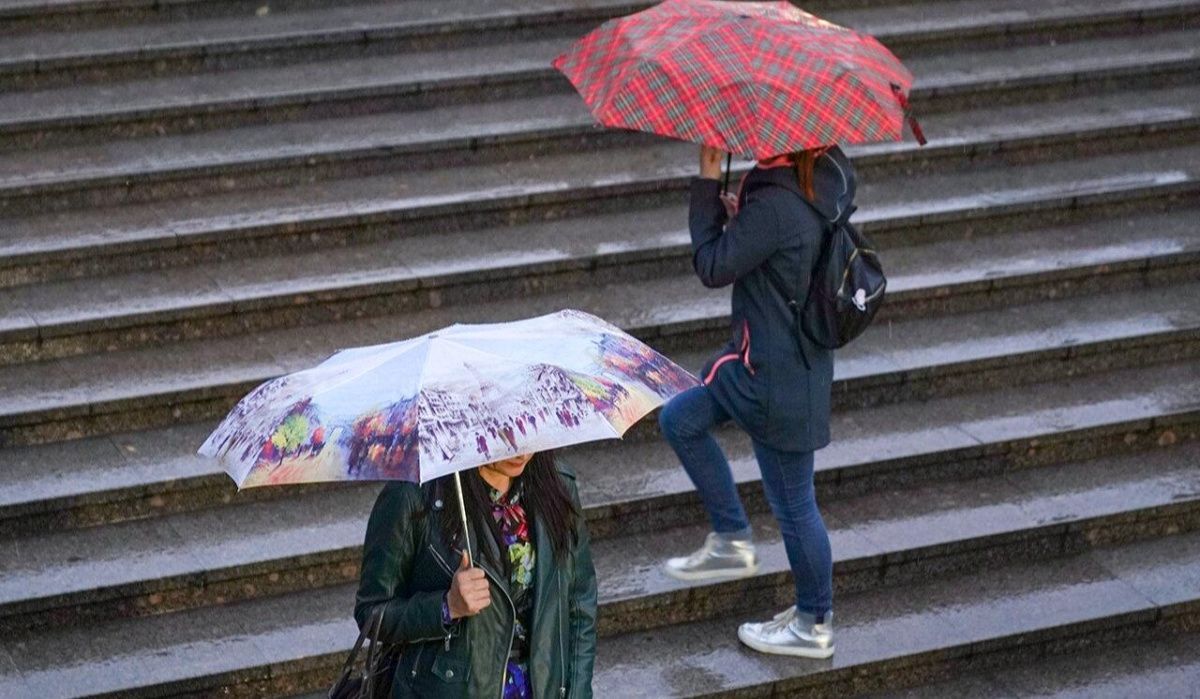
left=0, top=0, right=386, bottom=34
left=1, top=282, right=1195, bottom=536
left=592, top=528, right=1200, bottom=697
left=1, top=199, right=1196, bottom=446
left=0, top=20, right=1195, bottom=150
left=3, top=446, right=1198, bottom=697
left=3, top=0, right=1195, bottom=90
left=0, top=0, right=647, bottom=90
left=1, top=365, right=1196, bottom=634
left=2, top=70, right=1196, bottom=220
left=4, top=94, right=1197, bottom=294
left=0, top=0, right=923, bottom=35
left=0, top=132, right=1196, bottom=364
left=859, top=630, right=1200, bottom=698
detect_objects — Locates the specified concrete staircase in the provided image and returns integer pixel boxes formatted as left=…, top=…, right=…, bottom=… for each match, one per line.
left=1, top=0, right=1198, bottom=696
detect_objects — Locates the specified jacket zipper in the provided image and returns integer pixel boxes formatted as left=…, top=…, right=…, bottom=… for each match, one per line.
left=558, top=571, right=568, bottom=698
left=492, top=568, right=516, bottom=699
left=430, top=543, right=516, bottom=698
left=410, top=643, right=425, bottom=679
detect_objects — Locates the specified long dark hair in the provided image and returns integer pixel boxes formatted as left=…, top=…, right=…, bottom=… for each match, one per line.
left=419, top=452, right=579, bottom=570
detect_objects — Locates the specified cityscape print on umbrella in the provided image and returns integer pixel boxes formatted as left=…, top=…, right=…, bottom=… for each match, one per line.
left=199, top=310, right=699, bottom=488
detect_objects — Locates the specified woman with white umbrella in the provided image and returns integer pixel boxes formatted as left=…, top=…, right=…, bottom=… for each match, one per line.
left=355, top=450, right=596, bottom=698
left=198, top=310, right=699, bottom=697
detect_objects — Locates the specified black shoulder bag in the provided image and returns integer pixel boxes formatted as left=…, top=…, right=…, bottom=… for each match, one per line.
left=328, top=605, right=401, bottom=699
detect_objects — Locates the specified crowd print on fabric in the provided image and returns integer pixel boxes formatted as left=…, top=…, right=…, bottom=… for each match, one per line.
left=200, top=310, right=697, bottom=488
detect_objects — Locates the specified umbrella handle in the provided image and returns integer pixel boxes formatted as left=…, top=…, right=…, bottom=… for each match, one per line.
left=452, top=471, right=475, bottom=567
left=722, top=152, right=732, bottom=196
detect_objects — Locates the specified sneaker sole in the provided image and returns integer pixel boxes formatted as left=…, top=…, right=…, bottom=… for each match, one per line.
left=662, top=562, right=761, bottom=582
left=737, top=626, right=836, bottom=659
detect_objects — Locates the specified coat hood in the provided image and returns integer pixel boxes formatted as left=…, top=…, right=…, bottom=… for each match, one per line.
left=749, top=146, right=856, bottom=223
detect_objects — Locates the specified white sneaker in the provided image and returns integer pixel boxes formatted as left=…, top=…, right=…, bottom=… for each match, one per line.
left=738, top=606, right=835, bottom=659
left=663, top=532, right=759, bottom=581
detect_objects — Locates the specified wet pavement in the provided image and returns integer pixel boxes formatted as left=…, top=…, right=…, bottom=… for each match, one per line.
left=0, top=0, right=1198, bottom=696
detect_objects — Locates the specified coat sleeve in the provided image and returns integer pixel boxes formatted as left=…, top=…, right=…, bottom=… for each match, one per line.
left=354, top=483, right=448, bottom=644
left=688, top=177, right=785, bottom=289
left=566, top=477, right=598, bottom=699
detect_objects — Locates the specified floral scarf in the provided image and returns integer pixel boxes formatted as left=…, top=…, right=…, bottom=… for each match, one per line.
left=489, top=481, right=536, bottom=699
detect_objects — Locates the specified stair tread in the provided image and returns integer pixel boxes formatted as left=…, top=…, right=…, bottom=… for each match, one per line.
left=0, top=357, right=1196, bottom=616
left=5, top=508, right=1200, bottom=698
left=3, top=98, right=1197, bottom=266
left=2, top=70, right=1196, bottom=208
left=0, top=189, right=1196, bottom=423
left=0, top=0, right=1193, bottom=697
left=3, top=0, right=1190, bottom=68
left=2, top=157, right=1196, bottom=344
left=0, top=16, right=1195, bottom=130
left=861, top=631, right=1200, bottom=698
left=3, top=274, right=1196, bottom=520
left=590, top=531, right=1200, bottom=697
left=0, top=0, right=641, bottom=67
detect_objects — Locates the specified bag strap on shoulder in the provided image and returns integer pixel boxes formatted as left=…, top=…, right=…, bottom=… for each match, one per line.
left=329, top=605, right=386, bottom=698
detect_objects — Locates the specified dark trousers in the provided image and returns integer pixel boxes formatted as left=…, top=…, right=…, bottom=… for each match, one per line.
left=660, top=385, right=833, bottom=618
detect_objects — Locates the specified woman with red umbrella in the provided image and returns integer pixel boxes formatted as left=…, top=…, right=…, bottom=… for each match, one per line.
left=656, top=141, right=855, bottom=659
left=554, top=0, right=923, bottom=658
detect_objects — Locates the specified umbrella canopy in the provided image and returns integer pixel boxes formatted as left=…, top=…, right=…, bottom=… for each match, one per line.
left=552, top=0, right=924, bottom=159
left=198, top=310, right=698, bottom=489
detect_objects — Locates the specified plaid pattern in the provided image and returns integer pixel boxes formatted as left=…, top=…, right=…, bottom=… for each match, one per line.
left=552, top=0, right=920, bottom=158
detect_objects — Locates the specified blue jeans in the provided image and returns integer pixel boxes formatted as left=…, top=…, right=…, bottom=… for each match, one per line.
left=659, top=385, right=833, bottom=620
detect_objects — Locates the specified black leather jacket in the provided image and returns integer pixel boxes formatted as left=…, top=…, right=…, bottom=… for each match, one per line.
left=354, top=465, right=597, bottom=698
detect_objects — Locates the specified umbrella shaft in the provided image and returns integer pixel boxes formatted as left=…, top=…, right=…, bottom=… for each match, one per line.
left=453, top=471, right=475, bottom=566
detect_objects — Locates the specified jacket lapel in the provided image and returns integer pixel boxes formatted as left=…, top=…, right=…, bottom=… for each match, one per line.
left=468, top=511, right=512, bottom=600
left=529, top=510, right=561, bottom=696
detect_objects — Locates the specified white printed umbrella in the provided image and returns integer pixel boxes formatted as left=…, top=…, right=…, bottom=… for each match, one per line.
left=199, top=310, right=698, bottom=556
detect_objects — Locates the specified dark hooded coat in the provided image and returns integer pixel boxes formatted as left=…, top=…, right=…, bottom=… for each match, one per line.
left=689, top=147, right=857, bottom=452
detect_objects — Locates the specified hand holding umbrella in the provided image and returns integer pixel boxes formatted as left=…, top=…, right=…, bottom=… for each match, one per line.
left=447, top=550, right=491, bottom=619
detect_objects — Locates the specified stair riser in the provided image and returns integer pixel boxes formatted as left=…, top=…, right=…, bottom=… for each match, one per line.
left=0, top=0, right=928, bottom=37
left=3, top=367, right=1192, bottom=548
left=0, top=15, right=636, bottom=92
left=4, top=98, right=1196, bottom=220
left=3, top=205, right=1195, bottom=368
left=601, top=502, right=1200, bottom=639
left=8, top=478, right=1198, bottom=687
left=6, top=123, right=1196, bottom=293
left=2, top=171, right=1192, bottom=307
left=0, top=408, right=1190, bottom=638
left=879, top=5, right=1200, bottom=58
left=211, top=608, right=1196, bottom=699
left=4, top=47, right=1196, bottom=152
left=595, top=416, right=1198, bottom=540
left=5, top=4, right=1195, bottom=92
left=0, top=0, right=392, bottom=34
left=746, top=608, right=1190, bottom=699
left=1, top=263, right=1196, bottom=448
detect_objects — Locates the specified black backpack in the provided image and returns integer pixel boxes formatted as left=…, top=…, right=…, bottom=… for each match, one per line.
left=766, top=201, right=886, bottom=353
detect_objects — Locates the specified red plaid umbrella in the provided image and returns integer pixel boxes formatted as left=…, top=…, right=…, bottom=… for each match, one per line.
left=552, top=0, right=925, bottom=159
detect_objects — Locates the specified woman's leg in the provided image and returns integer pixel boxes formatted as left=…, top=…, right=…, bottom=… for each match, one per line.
left=752, top=443, right=832, bottom=622
left=659, top=385, right=751, bottom=537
